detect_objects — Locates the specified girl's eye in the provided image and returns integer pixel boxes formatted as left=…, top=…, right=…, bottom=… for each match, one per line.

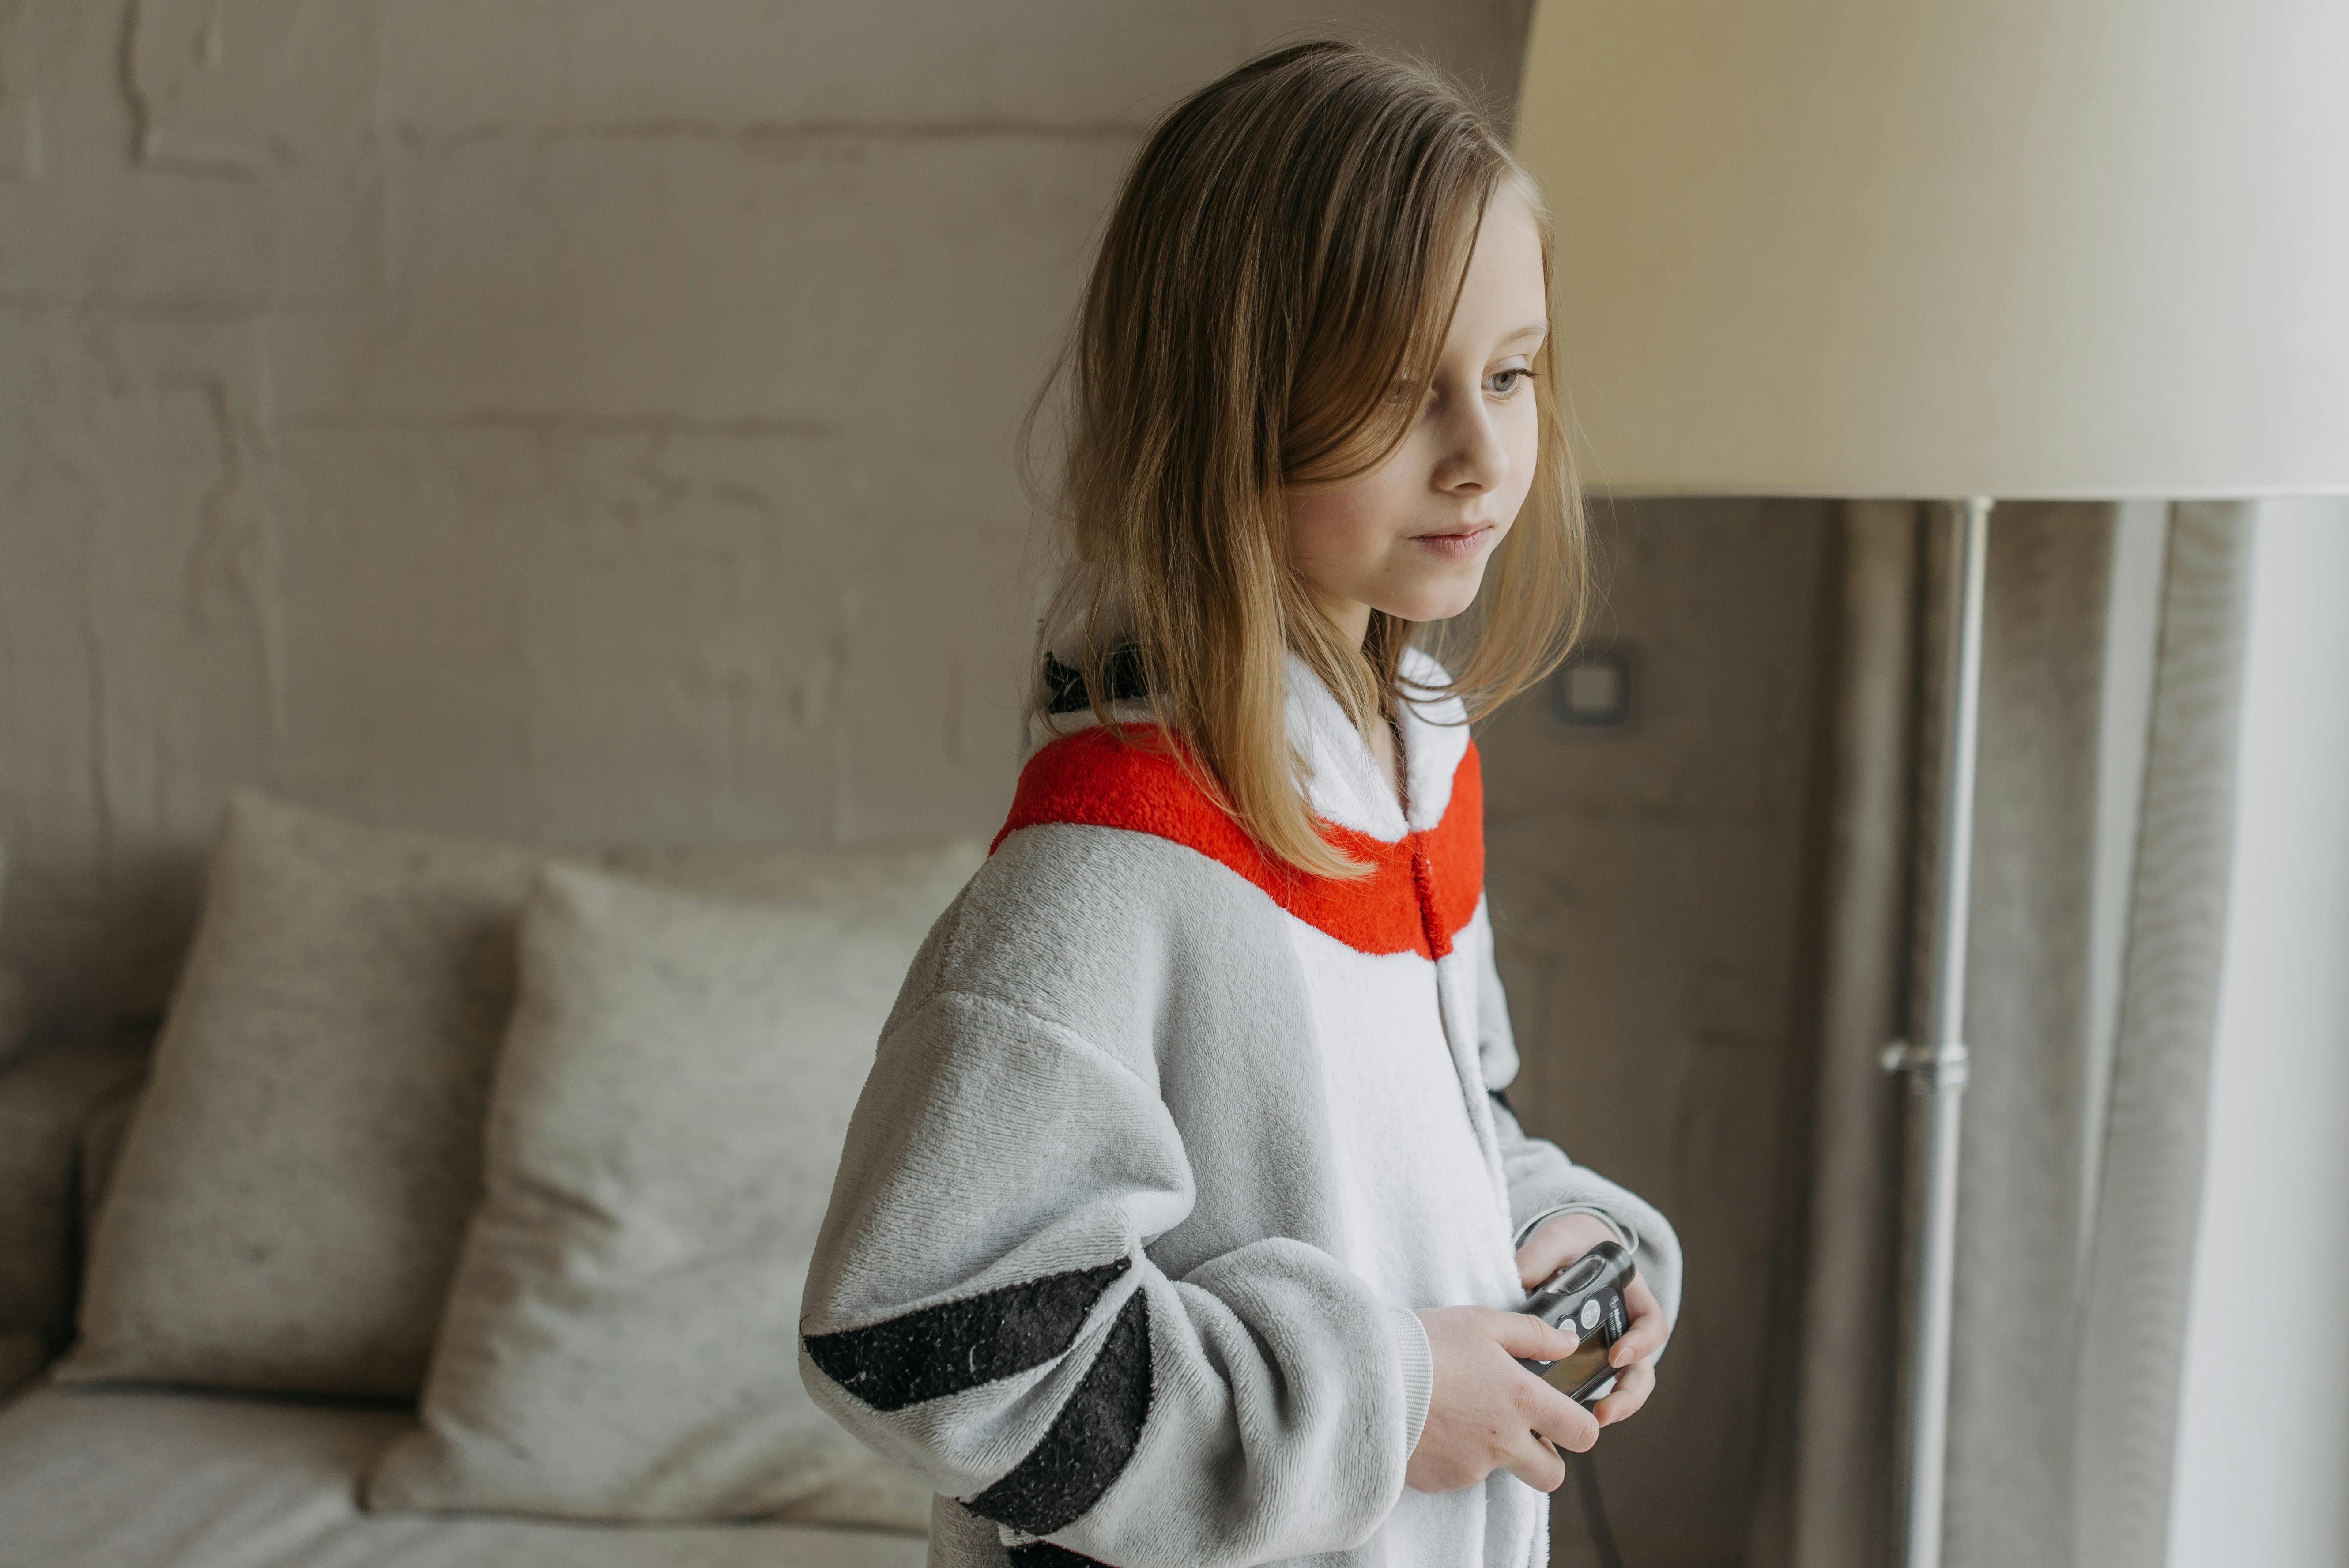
left=1486, top=367, right=1534, bottom=396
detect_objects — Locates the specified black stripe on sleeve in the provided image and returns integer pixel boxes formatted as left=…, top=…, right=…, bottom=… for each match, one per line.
left=966, top=1286, right=1154, bottom=1537
left=804, top=1258, right=1131, bottom=1413
left=1007, top=1545, right=1109, bottom=1567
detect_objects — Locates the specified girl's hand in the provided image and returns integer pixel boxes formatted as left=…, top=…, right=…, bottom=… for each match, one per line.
left=1406, top=1306, right=1597, bottom=1493
left=1514, top=1212, right=1670, bottom=1429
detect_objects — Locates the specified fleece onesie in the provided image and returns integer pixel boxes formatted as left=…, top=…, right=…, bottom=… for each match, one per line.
left=799, top=648, right=1684, bottom=1568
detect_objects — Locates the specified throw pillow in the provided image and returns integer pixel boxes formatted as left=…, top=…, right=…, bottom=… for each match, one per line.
left=61, top=792, right=543, bottom=1397
left=0, top=970, right=25, bottom=1072
left=76, top=1080, right=144, bottom=1248
left=366, top=849, right=977, bottom=1523
left=0, top=1332, right=42, bottom=1399
left=0, top=834, right=25, bottom=1070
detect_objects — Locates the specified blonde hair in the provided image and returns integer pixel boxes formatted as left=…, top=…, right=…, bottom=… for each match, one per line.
left=1031, top=41, right=1590, bottom=877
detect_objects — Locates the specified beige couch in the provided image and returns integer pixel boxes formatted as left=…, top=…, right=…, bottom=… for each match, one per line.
left=0, top=1380, right=927, bottom=1568
left=0, top=798, right=981, bottom=1568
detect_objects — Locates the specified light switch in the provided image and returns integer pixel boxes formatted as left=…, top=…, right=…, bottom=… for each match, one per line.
left=1549, top=648, right=1633, bottom=730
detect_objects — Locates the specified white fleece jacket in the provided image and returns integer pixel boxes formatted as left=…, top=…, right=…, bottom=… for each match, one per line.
left=800, top=649, right=1682, bottom=1568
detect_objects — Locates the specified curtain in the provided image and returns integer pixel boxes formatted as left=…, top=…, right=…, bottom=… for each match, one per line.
left=2068, top=510, right=2258, bottom=1568
left=1767, top=504, right=2255, bottom=1568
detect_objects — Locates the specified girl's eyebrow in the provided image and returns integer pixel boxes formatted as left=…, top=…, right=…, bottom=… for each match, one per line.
left=1494, top=322, right=1549, bottom=347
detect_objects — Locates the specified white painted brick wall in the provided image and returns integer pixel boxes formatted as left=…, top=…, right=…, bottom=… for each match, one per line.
left=0, top=0, right=1529, bottom=1041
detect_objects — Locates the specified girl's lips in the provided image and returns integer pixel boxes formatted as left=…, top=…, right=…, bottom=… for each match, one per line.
left=1409, top=525, right=1496, bottom=559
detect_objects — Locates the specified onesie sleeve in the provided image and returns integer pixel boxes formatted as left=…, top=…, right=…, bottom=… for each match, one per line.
left=800, top=990, right=1426, bottom=1568
left=1473, top=902, right=1685, bottom=1339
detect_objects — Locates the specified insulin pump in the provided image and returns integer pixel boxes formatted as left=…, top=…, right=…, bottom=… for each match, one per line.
left=1516, top=1240, right=1635, bottom=1407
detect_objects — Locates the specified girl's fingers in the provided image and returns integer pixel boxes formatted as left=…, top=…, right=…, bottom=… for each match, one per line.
left=1610, top=1275, right=1669, bottom=1367
left=1490, top=1308, right=1580, bottom=1364
left=1524, top=1371, right=1602, bottom=1455
left=1589, top=1359, right=1655, bottom=1426
left=1503, top=1432, right=1569, bottom=1493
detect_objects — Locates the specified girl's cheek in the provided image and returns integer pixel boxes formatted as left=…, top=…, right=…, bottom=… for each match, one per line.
left=1289, top=492, right=1386, bottom=591
left=1328, top=489, right=1401, bottom=564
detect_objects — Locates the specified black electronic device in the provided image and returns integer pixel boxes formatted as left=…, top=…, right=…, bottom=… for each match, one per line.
left=1516, top=1239, right=1635, bottom=1408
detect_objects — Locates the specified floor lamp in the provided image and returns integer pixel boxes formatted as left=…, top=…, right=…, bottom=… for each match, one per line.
left=1513, top=4, right=2349, bottom=1564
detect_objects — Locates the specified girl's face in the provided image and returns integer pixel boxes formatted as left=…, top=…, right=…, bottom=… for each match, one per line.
left=1285, top=188, right=1548, bottom=645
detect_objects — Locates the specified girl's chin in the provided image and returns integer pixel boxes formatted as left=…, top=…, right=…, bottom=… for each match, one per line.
left=1377, top=565, right=1491, bottom=625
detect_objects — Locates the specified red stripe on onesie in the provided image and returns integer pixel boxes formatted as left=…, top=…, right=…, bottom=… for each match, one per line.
left=992, top=724, right=1484, bottom=960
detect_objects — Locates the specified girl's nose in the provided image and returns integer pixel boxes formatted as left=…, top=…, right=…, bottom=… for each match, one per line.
left=1434, top=400, right=1509, bottom=495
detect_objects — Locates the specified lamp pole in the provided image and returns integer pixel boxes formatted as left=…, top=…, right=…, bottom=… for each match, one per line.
left=1882, top=497, right=1991, bottom=1568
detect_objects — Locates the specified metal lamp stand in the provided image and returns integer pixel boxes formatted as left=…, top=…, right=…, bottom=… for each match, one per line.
left=1881, top=498, right=1992, bottom=1568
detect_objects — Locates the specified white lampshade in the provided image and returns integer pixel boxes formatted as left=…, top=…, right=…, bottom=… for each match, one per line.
left=1515, top=0, right=2349, bottom=498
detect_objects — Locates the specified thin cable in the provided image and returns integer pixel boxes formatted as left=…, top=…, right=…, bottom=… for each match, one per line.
left=1572, top=1450, right=1627, bottom=1568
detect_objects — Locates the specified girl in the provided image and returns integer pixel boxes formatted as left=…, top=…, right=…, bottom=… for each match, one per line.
left=802, top=41, right=1681, bottom=1568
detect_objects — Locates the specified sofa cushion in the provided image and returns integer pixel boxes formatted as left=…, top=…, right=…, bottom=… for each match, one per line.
left=0, top=1383, right=928, bottom=1568
left=0, top=1043, right=152, bottom=1375
left=366, top=852, right=975, bottom=1523
left=61, top=792, right=545, bottom=1398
